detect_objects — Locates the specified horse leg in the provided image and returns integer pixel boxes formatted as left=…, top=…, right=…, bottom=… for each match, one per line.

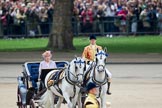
left=71, top=94, right=79, bottom=108
left=39, top=89, right=55, bottom=108
left=63, top=94, right=73, bottom=108
left=49, top=92, right=55, bottom=108
left=101, top=94, right=107, bottom=108
left=55, top=97, right=63, bottom=108
left=50, top=95, right=55, bottom=108
left=77, top=93, right=82, bottom=108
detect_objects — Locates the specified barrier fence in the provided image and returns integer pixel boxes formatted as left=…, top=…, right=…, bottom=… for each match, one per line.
left=0, top=16, right=161, bottom=38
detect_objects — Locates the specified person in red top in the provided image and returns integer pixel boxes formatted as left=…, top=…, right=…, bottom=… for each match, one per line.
left=117, top=6, right=128, bottom=32
left=81, top=3, right=94, bottom=33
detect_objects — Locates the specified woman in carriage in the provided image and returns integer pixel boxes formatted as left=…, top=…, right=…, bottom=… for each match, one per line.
left=38, top=50, right=57, bottom=91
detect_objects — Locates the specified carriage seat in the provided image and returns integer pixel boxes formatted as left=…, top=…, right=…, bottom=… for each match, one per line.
left=26, top=61, right=69, bottom=88
left=26, top=63, right=40, bottom=88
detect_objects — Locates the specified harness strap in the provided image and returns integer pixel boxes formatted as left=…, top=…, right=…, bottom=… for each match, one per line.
left=92, top=65, right=107, bottom=98
left=70, top=85, right=76, bottom=101
left=66, top=65, right=83, bottom=86
left=83, top=63, right=93, bottom=86
left=54, top=84, right=63, bottom=96
left=65, top=65, right=77, bottom=85
left=65, top=75, right=75, bottom=85
left=92, top=74, right=107, bottom=86
left=97, top=86, right=102, bottom=98
left=92, top=65, right=107, bottom=86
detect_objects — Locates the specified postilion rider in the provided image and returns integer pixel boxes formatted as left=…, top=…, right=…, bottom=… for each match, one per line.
left=82, top=34, right=112, bottom=95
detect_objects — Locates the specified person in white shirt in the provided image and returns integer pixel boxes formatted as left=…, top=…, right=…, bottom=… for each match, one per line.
left=38, top=50, right=57, bottom=81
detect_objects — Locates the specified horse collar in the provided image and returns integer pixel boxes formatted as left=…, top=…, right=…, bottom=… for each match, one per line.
left=70, top=85, right=76, bottom=101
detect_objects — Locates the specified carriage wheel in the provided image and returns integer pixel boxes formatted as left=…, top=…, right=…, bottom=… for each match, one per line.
left=17, top=87, right=21, bottom=108
left=17, top=87, right=27, bottom=108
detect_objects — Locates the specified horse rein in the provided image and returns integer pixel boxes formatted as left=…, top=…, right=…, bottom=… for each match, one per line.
left=64, top=59, right=86, bottom=100
left=95, top=51, right=108, bottom=73
left=92, top=64, right=107, bottom=85
left=91, top=51, right=108, bottom=86
left=65, top=59, right=86, bottom=87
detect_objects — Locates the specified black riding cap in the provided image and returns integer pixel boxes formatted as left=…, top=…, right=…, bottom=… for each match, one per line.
left=89, top=34, right=96, bottom=40
left=86, top=82, right=99, bottom=91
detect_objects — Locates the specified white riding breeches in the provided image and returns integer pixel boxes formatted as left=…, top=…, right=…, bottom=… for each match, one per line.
left=106, top=68, right=112, bottom=78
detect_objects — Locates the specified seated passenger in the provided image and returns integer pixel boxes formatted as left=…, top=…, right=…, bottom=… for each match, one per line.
left=38, top=51, right=57, bottom=90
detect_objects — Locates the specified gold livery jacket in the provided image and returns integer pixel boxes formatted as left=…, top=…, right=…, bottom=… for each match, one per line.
left=82, top=44, right=102, bottom=62
left=84, top=93, right=100, bottom=108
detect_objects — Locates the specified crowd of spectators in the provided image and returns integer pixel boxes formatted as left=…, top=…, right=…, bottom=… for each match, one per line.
left=0, top=0, right=162, bottom=38
left=73, top=0, right=162, bottom=36
left=0, top=0, right=54, bottom=38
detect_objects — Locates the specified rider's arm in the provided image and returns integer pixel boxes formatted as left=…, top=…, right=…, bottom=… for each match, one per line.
left=82, top=46, right=91, bottom=63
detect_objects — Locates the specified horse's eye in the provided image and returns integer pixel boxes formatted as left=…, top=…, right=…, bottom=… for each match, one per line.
left=75, top=66, right=78, bottom=70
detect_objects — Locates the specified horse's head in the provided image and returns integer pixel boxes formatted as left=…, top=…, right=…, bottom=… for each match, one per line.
left=95, top=48, right=108, bottom=72
left=69, top=57, right=86, bottom=83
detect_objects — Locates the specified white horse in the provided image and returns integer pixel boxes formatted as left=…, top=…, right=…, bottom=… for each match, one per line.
left=37, top=57, right=86, bottom=108
left=84, top=48, right=109, bottom=108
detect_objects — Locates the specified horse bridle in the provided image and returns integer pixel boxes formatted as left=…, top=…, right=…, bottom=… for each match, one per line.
left=74, top=59, right=86, bottom=81
left=92, top=64, right=107, bottom=85
left=95, top=51, right=108, bottom=72
left=92, top=51, right=108, bottom=84
left=65, top=58, right=86, bottom=101
left=65, top=58, right=85, bottom=86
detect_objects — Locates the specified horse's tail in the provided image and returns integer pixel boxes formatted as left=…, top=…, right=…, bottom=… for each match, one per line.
left=38, top=89, right=54, bottom=108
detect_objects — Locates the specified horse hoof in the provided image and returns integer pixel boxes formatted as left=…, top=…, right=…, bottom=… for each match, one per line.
left=107, top=92, right=111, bottom=95
left=106, top=101, right=111, bottom=107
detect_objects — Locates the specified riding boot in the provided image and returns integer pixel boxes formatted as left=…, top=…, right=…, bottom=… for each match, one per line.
left=107, top=82, right=111, bottom=95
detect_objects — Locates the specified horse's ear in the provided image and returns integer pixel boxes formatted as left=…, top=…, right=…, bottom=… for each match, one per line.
left=74, top=55, right=77, bottom=60
left=104, top=47, right=107, bottom=53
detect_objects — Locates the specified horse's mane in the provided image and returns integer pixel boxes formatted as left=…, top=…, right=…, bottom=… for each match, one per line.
left=68, top=59, right=75, bottom=72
